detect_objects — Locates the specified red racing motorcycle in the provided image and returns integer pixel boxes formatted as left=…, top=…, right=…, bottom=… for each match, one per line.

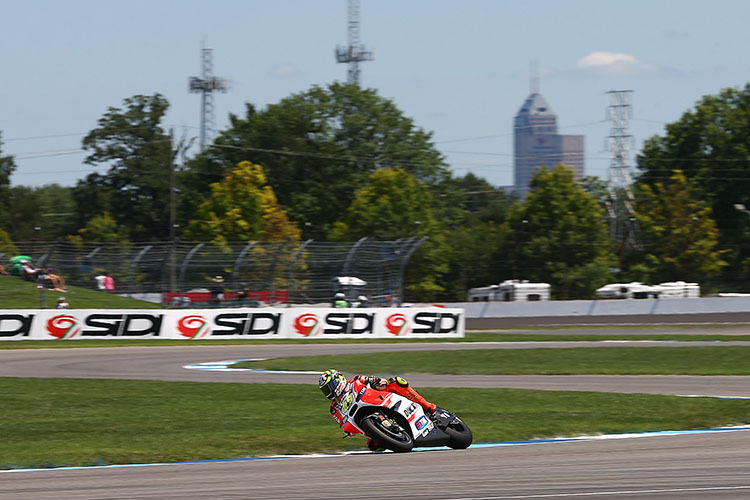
left=339, top=379, right=473, bottom=453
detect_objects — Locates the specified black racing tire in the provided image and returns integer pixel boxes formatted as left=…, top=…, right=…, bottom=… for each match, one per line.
left=360, top=414, right=414, bottom=453
left=444, top=418, right=473, bottom=449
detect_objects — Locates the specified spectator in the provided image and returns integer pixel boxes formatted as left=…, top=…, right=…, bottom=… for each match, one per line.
left=56, top=296, right=69, bottom=309
left=104, top=274, right=115, bottom=292
left=333, top=292, right=348, bottom=308
left=95, top=272, right=106, bottom=291
left=39, top=268, right=69, bottom=292
left=210, top=276, right=225, bottom=306
left=356, top=295, right=369, bottom=308
left=20, top=260, right=40, bottom=282
left=0, top=263, right=8, bottom=275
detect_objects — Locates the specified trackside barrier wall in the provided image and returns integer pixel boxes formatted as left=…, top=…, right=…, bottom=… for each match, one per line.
left=0, top=307, right=464, bottom=340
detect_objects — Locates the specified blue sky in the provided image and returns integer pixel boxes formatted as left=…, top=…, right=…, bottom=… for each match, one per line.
left=2, top=0, right=748, bottom=189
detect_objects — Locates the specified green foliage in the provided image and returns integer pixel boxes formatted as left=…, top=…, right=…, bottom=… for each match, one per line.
left=184, top=161, right=300, bottom=244
left=434, top=174, right=516, bottom=298
left=0, top=133, right=17, bottom=229
left=4, top=185, right=77, bottom=240
left=0, top=228, right=18, bottom=257
left=629, top=170, right=727, bottom=282
left=181, top=83, right=449, bottom=239
left=329, top=167, right=449, bottom=300
left=74, top=94, right=172, bottom=240
left=504, top=165, right=615, bottom=299
left=636, top=83, right=750, bottom=287
left=67, top=212, right=130, bottom=244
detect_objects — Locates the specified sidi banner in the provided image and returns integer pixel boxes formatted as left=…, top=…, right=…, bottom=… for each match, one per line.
left=0, top=308, right=464, bottom=340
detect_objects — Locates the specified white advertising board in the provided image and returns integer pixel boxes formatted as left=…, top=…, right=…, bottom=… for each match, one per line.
left=0, top=307, right=464, bottom=340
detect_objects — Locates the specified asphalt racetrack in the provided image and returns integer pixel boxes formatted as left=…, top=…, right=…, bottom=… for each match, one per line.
left=2, top=326, right=750, bottom=499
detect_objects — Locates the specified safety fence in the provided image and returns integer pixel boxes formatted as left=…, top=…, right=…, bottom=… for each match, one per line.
left=0, top=238, right=426, bottom=307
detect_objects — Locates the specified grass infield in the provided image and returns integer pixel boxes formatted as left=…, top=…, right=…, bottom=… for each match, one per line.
left=235, top=346, right=750, bottom=375
left=2, top=377, right=749, bottom=470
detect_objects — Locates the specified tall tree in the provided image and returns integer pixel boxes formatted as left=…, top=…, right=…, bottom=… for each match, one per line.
left=5, top=184, right=76, bottom=241
left=504, top=165, right=615, bottom=299
left=628, top=170, right=727, bottom=284
left=434, top=173, right=516, bottom=299
left=0, top=133, right=17, bottom=230
left=636, top=83, right=750, bottom=282
left=184, top=161, right=300, bottom=244
left=181, top=83, right=448, bottom=238
left=74, top=94, right=171, bottom=240
left=329, top=167, right=448, bottom=300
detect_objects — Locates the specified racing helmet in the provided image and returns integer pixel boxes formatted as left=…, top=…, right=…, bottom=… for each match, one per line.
left=319, top=369, right=347, bottom=400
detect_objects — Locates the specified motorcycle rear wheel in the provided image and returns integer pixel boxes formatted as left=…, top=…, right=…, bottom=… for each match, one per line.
left=361, top=414, right=414, bottom=453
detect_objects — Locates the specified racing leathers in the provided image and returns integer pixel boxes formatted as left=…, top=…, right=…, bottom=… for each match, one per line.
left=329, top=374, right=436, bottom=451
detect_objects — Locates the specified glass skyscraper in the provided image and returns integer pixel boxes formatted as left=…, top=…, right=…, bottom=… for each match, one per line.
left=513, top=92, right=584, bottom=195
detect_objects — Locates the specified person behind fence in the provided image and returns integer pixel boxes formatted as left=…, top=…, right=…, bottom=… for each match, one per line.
left=56, top=296, right=69, bottom=309
left=20, top=260, right=40, bottom=282
left=333, top=292, right=348, bottom=308
left=95, top=272, right=106, bottom=291
left=104, top=273, right=115, bottom=292
left=211, top=276, right=225, bottom=305
left=39, top=267, right=69, bottom=292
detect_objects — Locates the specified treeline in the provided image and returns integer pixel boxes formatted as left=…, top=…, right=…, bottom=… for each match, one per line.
left=1, top=82, right=748, bottom=300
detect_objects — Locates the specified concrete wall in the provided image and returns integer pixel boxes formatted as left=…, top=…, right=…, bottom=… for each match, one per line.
left=448, top=297, right=750, bottom=319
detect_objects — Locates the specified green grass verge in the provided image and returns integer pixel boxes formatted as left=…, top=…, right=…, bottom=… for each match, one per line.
left=0, top=276, right=161, bottom=309
left=2, top=377, right=749, bottom=470
left=235, top=346, right=750, bottom=375
left=3, top=332, right=750, bottom=349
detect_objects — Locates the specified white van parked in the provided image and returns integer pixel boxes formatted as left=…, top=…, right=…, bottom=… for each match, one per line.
left=468, top=280, right=551, bottom=302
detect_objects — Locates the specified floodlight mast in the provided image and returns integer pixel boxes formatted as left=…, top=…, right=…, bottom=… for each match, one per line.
left=189, top=45, right=228, bottom=152
left=335, top=0, right=374, bottom=85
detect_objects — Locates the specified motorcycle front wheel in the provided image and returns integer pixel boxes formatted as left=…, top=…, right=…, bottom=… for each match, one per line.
left=361, top=414, right=414, bottom=453
left=444, top=417, right=473, bottom=449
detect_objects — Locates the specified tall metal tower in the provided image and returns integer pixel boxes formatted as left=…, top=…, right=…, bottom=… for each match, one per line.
left=606, top=90, right=638, bottom=257
left=189, top=45, right=228, bottom=152
left=335, top=0, right=374, bottom=85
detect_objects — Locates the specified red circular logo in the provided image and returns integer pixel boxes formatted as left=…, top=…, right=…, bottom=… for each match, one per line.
left=294, top=313, right=320, bottom=336
left=177, top=315, right=210, bottom=339
left=46, top=314, right=80, bottom=339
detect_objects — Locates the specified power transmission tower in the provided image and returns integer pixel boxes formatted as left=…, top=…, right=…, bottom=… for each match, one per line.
left=189, top=45, right=228, bottom=152
left=605, top=90, right=638, bottom=272
left=335, top=0, right=374, bottom=85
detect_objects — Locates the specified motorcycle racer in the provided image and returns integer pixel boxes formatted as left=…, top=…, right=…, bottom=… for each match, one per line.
left=318, top=369, right=437, bottom=451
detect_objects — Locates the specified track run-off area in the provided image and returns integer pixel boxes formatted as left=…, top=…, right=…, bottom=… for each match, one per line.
left=2, top=326, right=750, bottom=499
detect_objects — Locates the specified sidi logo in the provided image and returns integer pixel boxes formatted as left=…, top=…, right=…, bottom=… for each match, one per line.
left=385, top=313, right=409, bottom=336
left=177, top=315, right=210, bottom=339
left=294, top=313, right=321, bottom=337
left=46, top=314, right=82, bottom=339
left=324, top=312, right=374, bottom=335
left=82, top=314, right=163, bottom=337
left=0, top=314, right=33, bottom=338
left=412, top=312, right=461, bottom=334
left=214, top=312, right=281, bottom=336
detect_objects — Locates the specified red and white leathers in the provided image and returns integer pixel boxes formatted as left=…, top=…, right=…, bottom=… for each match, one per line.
left=329, top=374, right=436, bottom=429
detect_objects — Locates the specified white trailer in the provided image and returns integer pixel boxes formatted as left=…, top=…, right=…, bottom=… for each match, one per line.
left=595, top=281, right=700, bottom=299
left=468, top=280, right=551, bottom=302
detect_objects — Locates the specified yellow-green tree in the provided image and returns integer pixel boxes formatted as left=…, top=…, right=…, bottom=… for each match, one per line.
left=629, top=170, right=727, bottom=283
left=185, top=161, right=300, bottom=244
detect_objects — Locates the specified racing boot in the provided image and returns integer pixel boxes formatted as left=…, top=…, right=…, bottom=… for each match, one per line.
left=386, top=376, right=436, bottom=414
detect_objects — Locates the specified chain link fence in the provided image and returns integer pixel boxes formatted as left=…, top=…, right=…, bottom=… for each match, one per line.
left=1, top=238, right=426, bottom=308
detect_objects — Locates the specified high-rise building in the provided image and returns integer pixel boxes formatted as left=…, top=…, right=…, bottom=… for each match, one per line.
left=513, top=92, right=584, bottom=195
